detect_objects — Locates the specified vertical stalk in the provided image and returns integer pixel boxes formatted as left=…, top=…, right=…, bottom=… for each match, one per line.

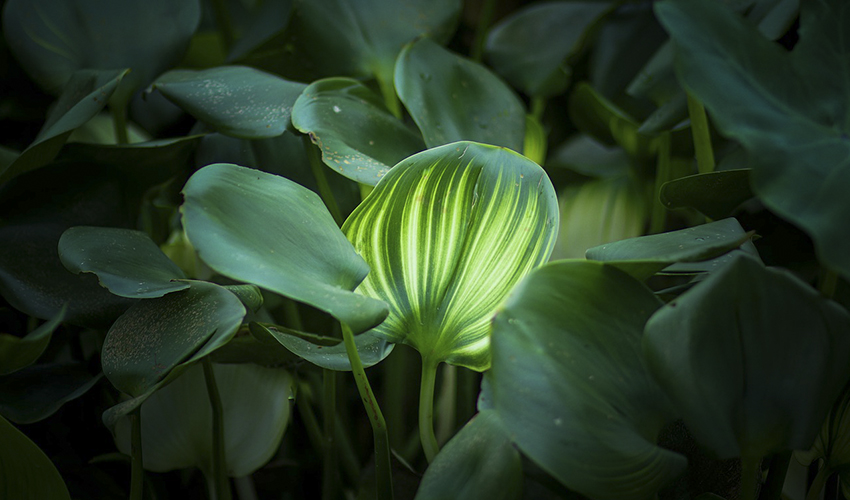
left=471, top=0, right=497, bottom=62
left=234, top=476, right=258, bottom=500
left=129, top=408, right=144, bottom=500
left=530, top=97, right=546, bottom=122
left=435, top=364, right=456, bottom=446
left=649, top=131, right=672, bottom=234
left=341, top=323, right=393, bottom=500
left=805, top=464, right=830, bottom=500
left=111, top=104, right=129, bottom=145
left=819, top=269, right=839, bottom=299
left=419, top=356, right=440, bottom=463
left=686, top=92, right=716, bottom=175
left=203, top=357, right=232, bottom=500
left=741, top=456, right=761, bottom=500
left=376, top=73, right=402, bottom=119
left=303, top=135, right=344, bottom=226
left=322, top=370, right=338, bottom=500
left=209, top=0, right=236, bottom=51
left=757, top=451, right=791, bottom=500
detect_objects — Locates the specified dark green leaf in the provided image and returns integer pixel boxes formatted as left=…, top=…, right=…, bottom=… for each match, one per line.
left=343, top=142, right=558, bottom=370
left=101, top=281, right=245, bottom=397
left=222, top=285, right=264, bottom=313
left=59, top=226, right=188, bottom=299
left=0, top=305, right=66, bottom=376
left=181, top=163, right=388, bottom=334
left=484, top=2, right=612, bottom=98
left=660, top=169, right=753, bottom=219
left=415, top=411, right=522, bottom=500
left=644, top=255, right=850, bottom=458
left=657, top=0, right=850, bottom=279
left=152, top=66, right=306, bottom=139
left=0, top=414, right=70, bottom=499
left=568, top=82, right=655, bottom=158
left=0, top=363, right=102, bottom=424
left=547, top=134, right=631, bottom=178
left=2, top=0, right=200, bottom=94
left=227, top=0, right=293, bottom=61
left=798, top=384, right=850, bottom=475
left=490, top=260, right=685, bottom=499
left=395, top=39, right=526, bottom=151
left=292, top=78, right=425, bottom=185
left=586, top=218, right=753, bottom=280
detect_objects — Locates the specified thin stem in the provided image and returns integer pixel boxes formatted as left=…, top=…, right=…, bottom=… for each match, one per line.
left=302, top=134, right=344, bottom=226
left=209, top=0, right=236, bottom=51
left=129, top=408, right=144, bottom=500
left=530, top=97, right=546, bottom=122
left=111, top=104, right=129, bottom=145
left=649, top=131, right=672, bottom=234
left=282, top=298, right=304, bottom=331
left=376, top=72, right=401, bottom=119
left=296, top=381, right=327, bottom=456
left=341, top=323, right=393, bottom=500
left=741, top=456, right=761, bottom=500
left=686, top=92, right=716, bottom=175
left=203, top=357, right=232, bottom=500
left=819, top=269, right=839, bottom=299
left=322, top=370, right=338, bottom=500
left=758, top=451, right=791, bottom=500
left=435, top=364, right=456, bottom=446
left=419, top=356, right=440, bottom=463
left=234, top=476, right=258, bottom=500
left=805, top=463, right=831, bottom=500
left=471, top=0, right=497, bottom=62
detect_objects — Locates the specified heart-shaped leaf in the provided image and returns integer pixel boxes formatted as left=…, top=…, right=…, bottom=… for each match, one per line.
left=59, top=226, right=188, bottom=299
left=101, top=280, right=245, bottom=397
left=343, top=141, right=558, bottom=371
left=489, top=260, right=686, bottom=499
left=0, top=414, right=70, bottom=499
left=656, top=0, right=850, bottom=279
left=292, top=78, right=425, bottom=185
left=484, top=1, right=612, bottom=98
left=0, top=305, right=66, bottom=376
left=181, top=163, right=388, bottom=334
left=152, top=66, right=306, bottom=139
left=113, top=362, right=294, bottom=477
left=395, top=39, right=526, bottom=152
left=644, top=254, right=850, bottom=459
left=415, top=410, right=522, bottom=500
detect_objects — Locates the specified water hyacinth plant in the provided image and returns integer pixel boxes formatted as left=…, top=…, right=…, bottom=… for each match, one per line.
left=1, top=0, right=850, bottom=500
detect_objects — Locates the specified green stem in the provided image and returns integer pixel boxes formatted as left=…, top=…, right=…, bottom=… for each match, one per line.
left=341, top=323, right=393, bottom=500
left=129, top=408, right=144, bottom=500
left=209, top=0, right=236, bottom=51
left=234, top=476, right=258, bottom=500
left=435, top=364, right=456, bottom=446
left=376, top=73, right=402, bottom=119
left=530, top=97, right=546, bottom=122
left=649, top=131, right=672, bottom=234
left=471, top=0, right=497, bottom=62
left=819, top=269, right=839, bottom=299
left=805, top=464, right=831, bottom=500
left=741, top=456, right=761, bottom=500
left=419, top=356, right=440, bottom=463
left=322, top=370, right=338, bottom=500
left=757, top=451, right=791, bottom=500
left=302, top=135, right=344, bottom=226
left=686, top=92, right=716, bottom=175
left=111, top=104, right=129, bottom=145
left=282, top=298, right=304, bottom=331
left=203, top=357, right=232, bottom=500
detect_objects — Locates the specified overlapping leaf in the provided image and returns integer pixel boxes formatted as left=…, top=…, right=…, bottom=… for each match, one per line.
left=0, top=414, right=70, bottom=499
left=0, top=306, right=65, bottom=376
left=343, top=141, right=558, bottom=371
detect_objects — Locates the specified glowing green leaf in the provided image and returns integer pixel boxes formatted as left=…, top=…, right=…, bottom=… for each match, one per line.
left=343, top=141, right=558, bottom=371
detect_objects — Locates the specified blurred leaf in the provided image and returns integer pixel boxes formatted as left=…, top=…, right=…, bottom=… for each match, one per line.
left=798, top=384, right=850, bottom=476
left=0, top=305, right=66, bottom=376
left=114, top=362, right=294, bottom=477
left=59, top=226, right=188, bottom=299
left=0, top=363, right=102, bottom=424
left=645, top=255, right=850, bottom=458
left=0, top=414, right=70, bottom=499
left=152, top=66, right=306, bottom=139
left=344, top=142, right=558, bottom=371
left=101, top=280, right=245, bottom=397
left=523, top=115, right=547, bottom=165
left=0, top=69, right=126, bottom=185
left=66, top=113, right=151, bottom=145
left=395, top=39, right=526, bottom=152
left=547, top=134, right=631, bottom=178
left=415, top=410, right=522, bottom=500
left=489, top=260, right=686, bottom=499
left=2, top=0, right=200, bottom=95
left=586, top=218, right=753, bottom=280
left=181, top=163, right=388, bottom=334
left=661, top=169, right=753, bottom=219
left=657, top=0, right=850, bottom=280
left=484, top=1, right=612, bottom=98
left=568, top=82, right=654, bottom=157
left=292, top=78, right=425, bottom=185
left=227, top=0, right=294, bottom=61
left=251, top=322, right=392, bottom=371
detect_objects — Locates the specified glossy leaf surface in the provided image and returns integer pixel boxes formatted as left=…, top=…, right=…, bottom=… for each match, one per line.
left=153, top=66, right=306, bottom=139
left=114, top=362, right=294, bottom=477
left=644, top=255, right=850, bottom=458
left=415, top=410, right=522, bottom=500
left=490, top=260, right=685, bottom=499
left=181, top=163, right=388, bottom=334
left=59, top=226, right=188, bottom=299
left=101, top=281, right=245, bottom=397
left=657, top=0, right=850, bottom=279
left=292, top=78, right=425, bottom=185
left=343, top=141, right=558, bottom=371
left=0, top=414, right=70, bottom=499
left=0, top=306, right=65, bottom=376
left=395, top=39, right=526, bottom=152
